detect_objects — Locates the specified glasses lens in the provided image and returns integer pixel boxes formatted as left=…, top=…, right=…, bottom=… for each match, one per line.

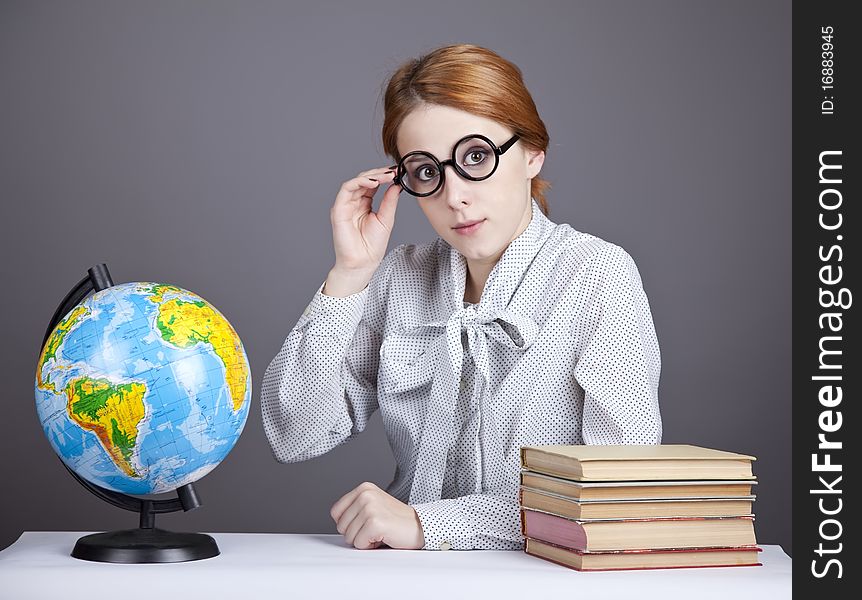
left=400, top=153, right=440, bottom=196
left=454, top=136, right=497, bottom=179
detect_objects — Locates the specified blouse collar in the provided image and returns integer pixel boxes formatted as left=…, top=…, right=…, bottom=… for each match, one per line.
left=441, top=198, right=558, bottom=317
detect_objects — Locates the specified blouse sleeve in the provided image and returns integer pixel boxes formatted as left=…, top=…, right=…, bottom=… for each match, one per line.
left=260, top=250, right=398, bottom=463
left=573, top=244, right=663, bottom=444
left=412, top=493, right=523, bottom=550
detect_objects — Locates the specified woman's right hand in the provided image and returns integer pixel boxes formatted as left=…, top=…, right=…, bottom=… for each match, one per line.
left=323, top=166, right=401, bottom=297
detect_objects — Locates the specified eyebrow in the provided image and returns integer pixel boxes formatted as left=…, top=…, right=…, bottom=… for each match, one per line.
left=401, top=133, right=491, bottom=159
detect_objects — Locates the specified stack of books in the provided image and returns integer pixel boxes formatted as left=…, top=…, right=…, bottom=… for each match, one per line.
left=519, top=444, right=762, bottom=571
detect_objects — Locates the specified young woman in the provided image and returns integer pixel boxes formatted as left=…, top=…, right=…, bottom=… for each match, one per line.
left=261, top=44, right=662, bottom=552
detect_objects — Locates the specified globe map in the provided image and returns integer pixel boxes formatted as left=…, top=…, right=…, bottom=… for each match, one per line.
left=35, top=282, right=251, bottom=495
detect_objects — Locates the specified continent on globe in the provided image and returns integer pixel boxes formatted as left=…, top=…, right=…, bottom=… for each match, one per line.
left=65, top=376, right=147, bottom=478
left=147, top=284, right=248, bottom=412
left=36, top=304, right=91, bottom=394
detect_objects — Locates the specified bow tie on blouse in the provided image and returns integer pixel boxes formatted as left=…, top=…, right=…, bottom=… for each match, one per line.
left=407, top=303, right=539, bottom=504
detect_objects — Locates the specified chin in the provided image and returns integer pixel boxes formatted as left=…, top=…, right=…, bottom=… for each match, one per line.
left=450, top=239, right=502, bottom=262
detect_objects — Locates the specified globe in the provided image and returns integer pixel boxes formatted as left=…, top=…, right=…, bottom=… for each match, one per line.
left=35, top=281, right=251, bottom=496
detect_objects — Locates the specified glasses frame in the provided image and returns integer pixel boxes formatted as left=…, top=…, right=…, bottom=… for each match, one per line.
left=396, top=132, right=521, bottom=197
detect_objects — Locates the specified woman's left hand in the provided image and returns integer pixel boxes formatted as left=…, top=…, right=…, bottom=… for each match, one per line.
left=330, top=482, right=425, bottom=550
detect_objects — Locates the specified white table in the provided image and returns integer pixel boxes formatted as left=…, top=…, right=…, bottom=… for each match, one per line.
left=0, top=532, right=791, bottom=599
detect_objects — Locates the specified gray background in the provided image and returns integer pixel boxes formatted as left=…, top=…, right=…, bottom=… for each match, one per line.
left=0, top=1, right=792, bottom=555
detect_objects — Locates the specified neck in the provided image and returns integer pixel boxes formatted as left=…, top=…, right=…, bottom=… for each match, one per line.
left=463, top=199, right=534, bottom=303
left=463, top=255, right=500, bottom=303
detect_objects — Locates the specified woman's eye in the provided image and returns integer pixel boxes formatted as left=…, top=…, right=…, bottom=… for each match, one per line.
left=415, top=165, right=438, bottom=181
left=462, top=148, right=488, bottom=166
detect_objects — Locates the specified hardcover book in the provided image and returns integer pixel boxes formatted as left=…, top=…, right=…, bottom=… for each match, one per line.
left=525, top=538, right=763, bottom=571
left=520, top=444, right=756, bottom=481
left=520, top=471, right=757, bottom=500
left=520, top=508, right=757, bottom=552
left=520, top=487, right=755, bottom=520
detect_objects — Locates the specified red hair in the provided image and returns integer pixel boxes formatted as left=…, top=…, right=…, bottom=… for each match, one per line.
left=381, top=44, right=551, bottom=214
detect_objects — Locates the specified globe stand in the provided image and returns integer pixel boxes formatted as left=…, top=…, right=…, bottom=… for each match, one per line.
left=70, top=484, right=219, bottom=563
left=45, top=264, right=220, bottom=563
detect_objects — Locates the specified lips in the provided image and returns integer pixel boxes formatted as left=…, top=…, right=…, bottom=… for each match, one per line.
left=452, top=218, right=486, bottom=236
left=453, top=219, right=485, bottom=229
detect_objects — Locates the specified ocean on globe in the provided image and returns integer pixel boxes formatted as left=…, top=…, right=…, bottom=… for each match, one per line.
left=35, top=282, right=251, bottom=495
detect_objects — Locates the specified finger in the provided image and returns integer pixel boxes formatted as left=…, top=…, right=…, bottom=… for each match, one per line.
left=373, top=170, right=398, bottom=181
left=375, top=180, right=401, bottom=229
left=340, top=177, right=380, bottom=195
left=330, top=482, right=376, bottom=522
left=352, top=518, right=385, bottom=550
left=348, top=177, right=394, bottom=207
left=365, top=170, right=398, bottom=188
left=341, top=488, right=380, bottom=545
left=343, top=505, right=368, bottom=547
left=358, top=169, right=396, bottom=190
left=334, top=180, right=380, bottom=213
left=339, top=169, right=397, bottom=203
left=330, top=489, right=360, bottom=524
left=358, top=165, right=398, bottom=177
left=335, top=494, right=365, bottom=535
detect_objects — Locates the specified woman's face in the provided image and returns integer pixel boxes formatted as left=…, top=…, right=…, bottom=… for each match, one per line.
left=395, top=104, right=545, bottom=264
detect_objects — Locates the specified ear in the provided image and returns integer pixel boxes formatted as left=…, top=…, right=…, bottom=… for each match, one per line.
left=525, top=149, right=545, bottom=179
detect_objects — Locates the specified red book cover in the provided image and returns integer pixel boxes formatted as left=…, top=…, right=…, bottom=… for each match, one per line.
left=525, top=538, right=763, bottom=572
left=522, top=508, right=588, bottom=549
left=521, top=508, right=756, bottom=551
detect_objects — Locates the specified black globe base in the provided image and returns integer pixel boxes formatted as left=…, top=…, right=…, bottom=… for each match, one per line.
left=72, top=527, right=220, bottom=563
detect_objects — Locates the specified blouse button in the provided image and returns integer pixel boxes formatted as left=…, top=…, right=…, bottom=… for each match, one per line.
left=439, top=541, right=452, bottom=551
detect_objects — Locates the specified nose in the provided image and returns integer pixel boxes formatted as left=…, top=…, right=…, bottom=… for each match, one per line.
left=439, top=163, right=472, bottom=209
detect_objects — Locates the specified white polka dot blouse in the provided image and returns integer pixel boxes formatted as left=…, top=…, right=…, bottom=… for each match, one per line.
left=261, top=198, right=662, bottom=550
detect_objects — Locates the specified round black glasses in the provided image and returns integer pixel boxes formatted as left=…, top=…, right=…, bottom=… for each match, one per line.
left=395, top=133, right=520, bottom=197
